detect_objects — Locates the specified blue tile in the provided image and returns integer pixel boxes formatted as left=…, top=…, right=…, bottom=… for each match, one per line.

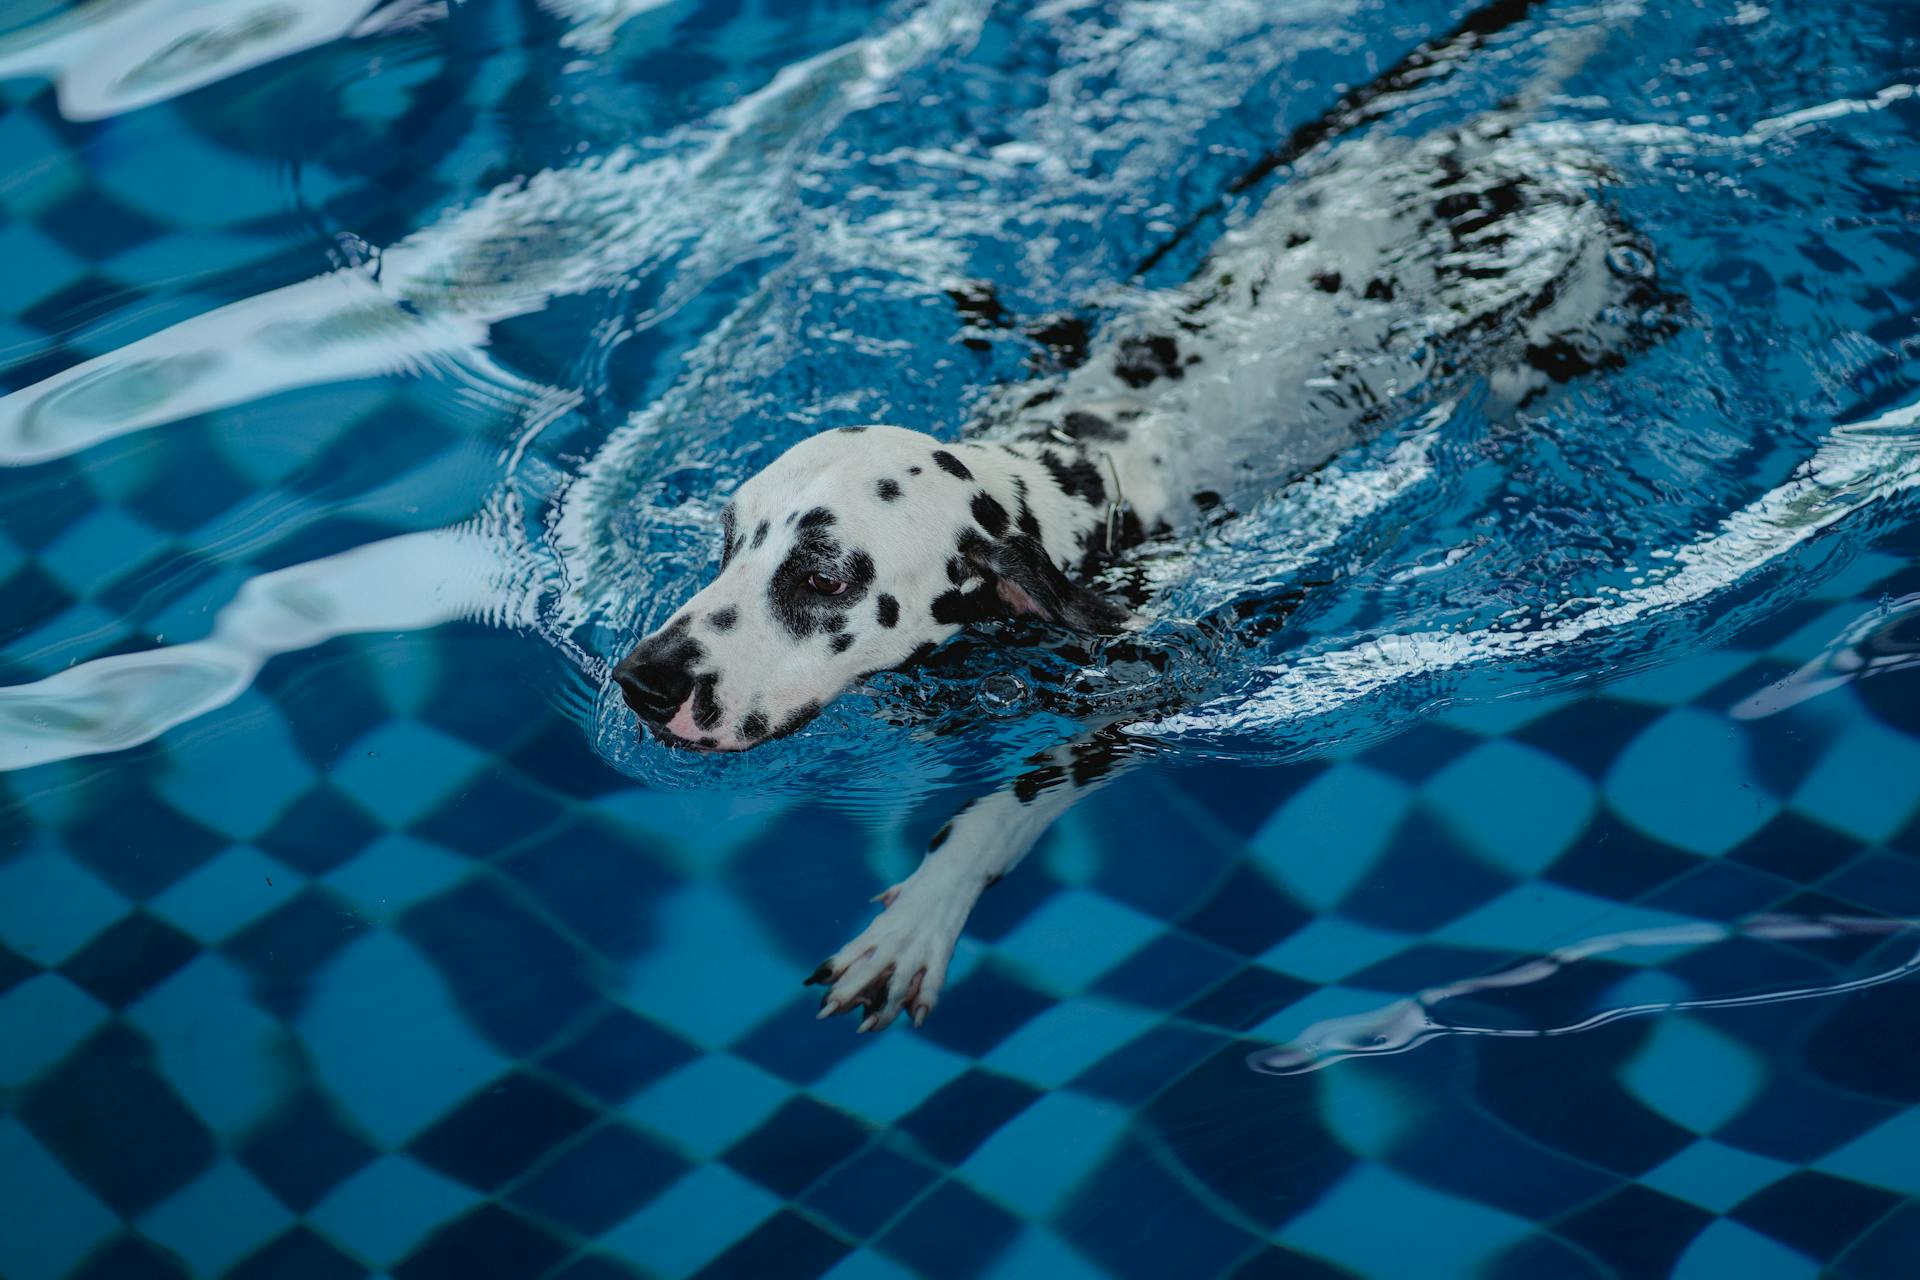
left=0, top=973, right=107, bottom=1086
left=409, top=1070, right=596, bottom=1191
left=821, top=1252, right=923, bottom=1280
left=1422, top=739, right=1596, bottom=875
left=691, top=1209, right=851, bottom=1280
left=991, top=888, right=1164, bottom=995
left=623, top=884, right=801, bottom=1046
left=1249, top=765, right=1412, bottom=911
left=804, top=1144, right=940, bottom=1237
left=1620, top=1015, right=1765, bottom=1134
left=625, top=1052, right=793, bottom=1159
left=501, top=817, right=675, bottom=958
left=238, top=1089, right=379, bottom=1212
left=510, top=1122, right=688, bottom=1236
left=879, top=1181, right=1021, bottom=1280
left=1645, top=1140, right=1796, bottom=1212
left=150, top=844, right=306, bottom=942
left=961, top=1089, right=1129, bottom=1218
left=1060, top=1135, right=1260, bottom=1280
left=1280, top=1164, right=1533, bottom=1279
left=541, top=1005, right=698, bottom=1104
left=1606, top=709, right=1780, bottom=855
left=1178, top=863, right=1311, bottom=957
left=222, top=886, right=371, bottom=1016
left=1730, top=1170, right=1905, bottom=1261
left=330, top=720, right=488, bottom=828
left=225, top=1227, right=364, bottom=1280
left=723, top=1095, right=869, bottom=1198
left=812, top=1032, right=974, bottom=1126
left=1092, top=929, right=1239, bottom=1008
left=895, top=1068, right=1043, bottom=1166
left=321, top=833, right=470, bottom=924
left=136, top=1159, right=295, bottom=1279
left=392, top=1204, right=570, bottom=1280
left=57, top=910, right=197, bottom=1008
left=600, top=1166, right=780, bottom=1280
left=152, top=690, right=316, bottom=839
left=309, top=1155, right=482, bottom=1269
left=0, top=1116, right=118, bottom=1280
left=1555, top=1184, right=1716, bottom=1277
left=1670, top=1219, right=1819, bottom=1280
left=0, top=844, right=129, bottom=964
left=980, top=1230, right=1114, bottom=1280
left=1789, top=716, right=1920, bottom=842
left=916, top=961, right=1057, bottom=1058
left=125, top=952, right=288, bottom=1140
left=983, top=996, right=1161, bottom=1090
left=1259, top=915, right=1412, bottom=983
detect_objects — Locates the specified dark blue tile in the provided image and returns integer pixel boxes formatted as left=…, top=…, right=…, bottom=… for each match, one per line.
left=1164, top=761, right=1310, bottom=841
left=408, top=1071, right=597, bottom=1191
left=400, top=877, right=598, bottom=1055
left=1179, top=863, right=1309, bottom=956
left=0, top=461, right=94, bottom=549
left=1554, top=1185, right=1712, bottom=1276
left=1345, top=942, right=1515, bottom=995
left=1640, top=859, right=1795, bottom=920
left=896, top=1069, right=1042, bottom=1166
left=1082, top=788, right=1238, bottom=919
left=1336, top=812, right=1515, bottom=933
left=723, top=1097, right=869, bottom=1199
left=879, top=1181, right=1020, bottom=1280
left=500, top=818, right=674, bottom=958
left=64, top=780, right=225, bottom=900
left=0, top=939, right=34, bottom=997
left=238, top=1089, right=378, bottom=1211
left=0, top=564, right=75, bottom=644
left=1142, top=1042, right=1349, bottom=1230
left=727, top=805, right=901, bottom=961
left=415, top=767, right=566, bottom=858
left=393, top=1205, right=570, bottom=1280
left=1073, top=1023, right=1233, bottom=1105
left=57, top=912, right=198, bottom=1008
left=1731, top=1171, right=1904, bottom=1261
left=508, top=721, right=630, bottom=800
left=1358, top=721, right=1482, bottom=783
left=1822, top=850, right=1920, bottom=916
left=222, top=888, right=369, bottom=1018
left=1515, top=699, right=1660, bottom=776
left=918, top=962, right=1055, bottom=1058
left=732, top=1000, right=867, bottom=1086
left=1390, top=1077, right=1618, bottom=1219
left=256, top=785, right=385, bottom=875
left=1716, top=1060, right=1896, bottom=1163
left=1727, top=812, right=1865, bottom=885
left=1542, top=814, right=1698, bottom=901
left=802, top=1143, right=940, bottom=1239
left=1179, top=965, right=1312, bottom=1033
left=549, top=1253, right=645, bottom=1280
left=1094, top=929, right=1239, bottom=1009
left=693, top=1210, right=851, bottom=1280
left=122, top=438, right=253, bottom=532
left=419, top=635, right=566, bottom=751
left=1831, top=1201, right=1920, bottom=1280
left=18, top=1023, right=216, bottom=1215
left=1480, top=1232, right=1615, bottom=1280
left=509, top=1122, right=686, bottom=1236
left=1058, top=1136, right=1261, bottom=1279
left=540, top=1006, right=697, bottom=1103
left=1227, top=1245, right=1364, bottom=1280
left=258, top=652, right=394, bottom=773
left=226, top=1228, right=364, bottom=1280
left=69, top=1234, right=191, bottom=1280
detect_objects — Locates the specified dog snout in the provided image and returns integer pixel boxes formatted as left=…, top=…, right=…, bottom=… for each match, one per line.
left=614, top=655, right=694, bottom=722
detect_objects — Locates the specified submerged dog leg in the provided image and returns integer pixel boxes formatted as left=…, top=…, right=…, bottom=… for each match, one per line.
left=808, top=728, right=1140, bottom=1032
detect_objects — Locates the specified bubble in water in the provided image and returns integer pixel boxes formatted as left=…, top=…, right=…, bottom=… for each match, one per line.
left=1606, top=242, right=1654, bottom=280
left=979, top=672, right=1029, bottom=713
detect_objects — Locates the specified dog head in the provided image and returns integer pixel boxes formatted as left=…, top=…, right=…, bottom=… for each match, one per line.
left=614, top=425, right=1132, bottom=750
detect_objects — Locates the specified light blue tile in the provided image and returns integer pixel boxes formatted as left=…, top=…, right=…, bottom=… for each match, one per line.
left=1260, top=916, right=1412, bottom=983
left=99, top=108, right=340, bottom=227
left=961, top=1090, right=1129, bottom=1218
left=1423, top=740, right=1595, bottom=876
left=1602, top=651, right=1756, bottom=707
left=0, top=846, right=128, bottom=964
left=0, top=524, right=23, bottom=581
left=309, top=1154, right=482, bottom=1268
left=1789, top=716, right=1920, bottom=843
left=322, top=834, right=472, bottom=925
left=1607, top=709, right=1778, bottom=856
left=0, top=975, right=108, bottom=1087
left=1620, top=1016, right=1763, bottom=1135
left=991, top=889, right=1163, bottom=996
left=591, top=789, right=791, bottom=872
left=153, top=692, right=316, bottom=839
left=149, top=845, right=305, bottom=943
left=980, top=1228, right=1115, bottom=1280
left=330, top=720, right=488, bottom=828
left=1250, top=765, right=1412, bottom=911
left=0, top=1117, right=118, bottom=1280
left=0, top=222, right=88, bottom=314
left=1810, top=552, right=1905, bottom=601
left=1319, top=1060, right=1415, bottom=1160
left=1814, top=1108, right=1920, bottom=1196
left=299, top=929, right=507, bottom=1147
left=127, top=953, right=290, bottom=1141
left=822, top=1251, right=925, bottom=1280
left=137, top=1159, right=294, bottom=1279
left=599, top=1165, right=779, bottom=1280
left=812, top=1032, right=973, bottom=1125
left=1644, top=1140, right=1796, bottom=1213
left=983, top=998, right=1156, bottom=1090
left=1434, top=883, right=1703, bottom=960
left=623, top=884, right=797, bottom=1045
left=1280, top=1164, right=1533, bottom=1278
left=36, top=506, right=165, bottom=597
left=1670, top=1219, right=1819, bottom=1280
left=0, top=106, right=80, bottom=216
left=623, top=1053, right=791, bottom=1158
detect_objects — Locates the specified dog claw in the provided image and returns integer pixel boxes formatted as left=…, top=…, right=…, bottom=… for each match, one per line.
left=804, top=961, right=835, bottom=987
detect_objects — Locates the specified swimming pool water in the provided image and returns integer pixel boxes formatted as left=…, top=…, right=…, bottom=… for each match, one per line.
left=1, top=0, right=1919, bottom=1277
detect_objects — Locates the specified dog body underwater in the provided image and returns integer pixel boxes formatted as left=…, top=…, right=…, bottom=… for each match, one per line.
left=616, top=102, right=1672, bottom=1030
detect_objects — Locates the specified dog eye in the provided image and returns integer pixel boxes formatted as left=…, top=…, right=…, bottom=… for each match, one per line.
left=805, top=573, right=849, bottom=596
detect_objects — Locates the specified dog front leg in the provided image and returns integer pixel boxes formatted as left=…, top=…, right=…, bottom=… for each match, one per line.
left=807, top=729, right=1137, bottom=1032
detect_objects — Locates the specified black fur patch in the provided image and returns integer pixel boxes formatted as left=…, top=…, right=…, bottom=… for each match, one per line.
left=1311, top=271, right=1342, bottom=293
left=770, top=702, right=820, bottom=740
left=1040, top=449, right=1106, bottom=506
left=1114, top=334, right=1183, bottom=388
left=928, top=822, right=953, bottom=851
left=707, top=607, right=737, bottom=632
left=690, top=675, right=722, bottom=731
left=719, top=507, right=738, bottom=567
left=1061, top=410, right=1123, bottom=440
left=836, top=425, right=868, bottom=433
left=740, top=712, right=768, bottom=740
left=830, top=634, right=854, bottom=653
left=1013, top=764, right=1066, bottom=804
left=752, top=520, right=769, bottom=548
left=875, top=594, right=899, bottom=628
left=908, top=465, right=922, bottom=476
left=931, top=587, right=1002, bottom=625
left=946, top=556, right=969, bottom=585
left=876, top=478, right=902, bottom=502
left=1364, top=277, right=1396, bottom=301
left=1026, top=314, right=1091, bottom=369
left=931, top=450, right=973, bottom=481
left=971, top=492, right=1009, bottom=537
left=797, top=507, right=836, bottom=530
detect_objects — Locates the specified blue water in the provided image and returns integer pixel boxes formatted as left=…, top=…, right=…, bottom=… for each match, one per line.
left=2, top=0, right=1919, bottom=1277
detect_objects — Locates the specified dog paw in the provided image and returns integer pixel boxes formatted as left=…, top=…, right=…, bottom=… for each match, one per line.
left=804, top=893, right=962, bottom=1033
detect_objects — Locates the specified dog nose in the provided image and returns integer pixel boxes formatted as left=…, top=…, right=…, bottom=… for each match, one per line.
left=614, top=659, right=692, bottom=722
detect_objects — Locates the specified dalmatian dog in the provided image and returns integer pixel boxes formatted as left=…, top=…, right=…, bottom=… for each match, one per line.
left=614, top=32, right=1676, bottom=1032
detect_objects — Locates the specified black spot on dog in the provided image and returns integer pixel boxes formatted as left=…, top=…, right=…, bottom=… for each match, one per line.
left=830, top=634, right=854, bottom=653
left=1285, top=231, right=1311, bottom=247
left=946, top=556, right=969, bottom=585
left=931, top=450, right=972, bottom=481
left=907, top=465, right=922, bottom=476
left=1364, top=277, right=1396, bottom=301
left=1014, top=475, right=1043, bottom=541
left=1013, top=764, right=1066, bottom=804
left=770, top=702, right=821, bottom=740
left=928, top=822, right=953, bottom=851
left=796, top=507, right=836, bottom=531
left=698, top=736, right=715, bottom=747
left=719, top=507, right=738, bottom=567
left=947, top=282, right=1008, bottom=328
left=836, top=425, right=868, bottom=433
left=1524, top=338, right=1618, bottom=383
left=1026, top=313, right=1091, bottom=369
left=690, top=674, right=722, bottom=731
left=1114, top=334, right=1183, bottom=388
left=931, top=587, right=1001, bottom=625
left=1193, top=490, right=1222, bottom=511
left=708, top=607, right=737, bottom=632
left=1061, top=410, right=1123, bottom=441
left=822, top=613, right=846, bottom=633
left=845, top=550, right=875, bottom=589
left=875, top=594, right=899, bottom=628
left=876, top=478, right=902, bottom=502
left=1311, top=271, right=1342, bottom=293
left=740, top=712, right=768, bottom=740
left=751, top=520, right=769, bottom=548
left=1040, top=449, right=1106, bottom=506
left=971, top=491, right=1009, bottom=537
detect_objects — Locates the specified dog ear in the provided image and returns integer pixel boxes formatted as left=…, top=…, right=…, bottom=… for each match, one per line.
left=964, top=534, right=1135, bottom=634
